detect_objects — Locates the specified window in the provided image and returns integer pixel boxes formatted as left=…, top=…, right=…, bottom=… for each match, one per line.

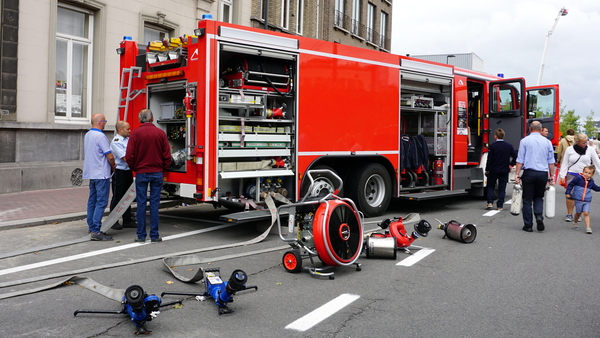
left=221, top=0, right=233, bottom=23
left=55, top=4, right=93, bottom=121
left=296, top=0, right=304, bottom=35
left=281, top=0, right=290, bottom=30
left=334, top=0, right=345, bottom=27
left=141, top=14, right=177, bottom=48
left=366, top=3, right=375, bottom=42
left=261, top=0, right=267, bottom=20
left=144, top=25, right=169, bottom=45
left=379, top=11, right=388, bottom=48
left=352, top=0, right=361, bottom=35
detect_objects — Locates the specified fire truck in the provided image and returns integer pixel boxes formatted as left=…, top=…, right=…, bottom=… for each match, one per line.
left=117, top=18, right=560, bottom=220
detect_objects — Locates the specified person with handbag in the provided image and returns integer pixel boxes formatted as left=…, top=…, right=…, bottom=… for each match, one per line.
left=558, top=133, right=600, bottom=222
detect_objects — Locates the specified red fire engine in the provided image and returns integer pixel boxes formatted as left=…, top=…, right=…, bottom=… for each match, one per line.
left=117, top=18, right=560, bottom=220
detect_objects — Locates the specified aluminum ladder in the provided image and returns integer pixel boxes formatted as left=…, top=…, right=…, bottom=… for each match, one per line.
left=117, top=67, right=144, bottom=122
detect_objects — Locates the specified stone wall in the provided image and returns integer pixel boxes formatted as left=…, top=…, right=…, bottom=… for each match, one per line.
left=0, top=121, right=114, bottom=193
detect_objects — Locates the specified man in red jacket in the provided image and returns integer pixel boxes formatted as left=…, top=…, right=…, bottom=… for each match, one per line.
left=126, top=109, right=172, bottom=243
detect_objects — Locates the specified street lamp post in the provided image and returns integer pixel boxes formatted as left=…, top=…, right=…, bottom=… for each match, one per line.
left=446, top=54, right=456, bottom=65
left=537, top=7, right=568, bottom=85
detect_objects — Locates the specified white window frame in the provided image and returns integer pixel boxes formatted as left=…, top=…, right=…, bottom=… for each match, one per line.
left=335, top=0, right=345, bottom=27
left=352, top=0, right=361, bottom=35
left=296, top=0, right=304, bottom=35
left=55, top=4, right=93, bottom=123
left=366, top=3, right=375, bottom=42
left=221, top=0, right=233, bottom=23
left=281, top=0, right=290, bottom=30
left=379, top=11, right=388, bottom=48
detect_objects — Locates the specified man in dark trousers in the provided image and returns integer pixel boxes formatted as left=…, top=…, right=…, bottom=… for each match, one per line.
left=485, top=128, right=517, bottom=210
left=514, top=121, right=556, bottom=232
left=109, top=120, right=135, bottom=229
left=126, top=109, right=172, bottom=243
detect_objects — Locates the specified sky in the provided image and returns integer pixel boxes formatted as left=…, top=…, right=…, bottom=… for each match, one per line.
left=391, top=0, right=600, bottom=119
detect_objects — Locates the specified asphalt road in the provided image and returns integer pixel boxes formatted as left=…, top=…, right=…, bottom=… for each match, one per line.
left=1, top=183, right=599, bottom=338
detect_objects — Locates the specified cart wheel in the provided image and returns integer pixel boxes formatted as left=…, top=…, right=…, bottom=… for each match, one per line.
left=282, top=250, right=302, bottom=273
left=313, top=200, right=363, bottom=267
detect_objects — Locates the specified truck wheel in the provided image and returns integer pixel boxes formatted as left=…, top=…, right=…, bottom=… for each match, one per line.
left=300, top=165, right=343, bottom=199
left=347, top=163, right=392, bottom=217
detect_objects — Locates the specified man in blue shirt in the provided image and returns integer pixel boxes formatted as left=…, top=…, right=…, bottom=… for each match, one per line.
left=109, top=121, right=135, bottom=229
left=83, top=114, right=116, bottom=241
left=514, top=121, right=556, bottom=232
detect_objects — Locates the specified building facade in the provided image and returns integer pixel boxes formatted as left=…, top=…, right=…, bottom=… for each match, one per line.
left=250, top=0, right=392, bottom=52
left=0, top=0, right=252, bottom=193
left=0, top=0, right=392, bottom=194
left=410, top=53, right=485, bottom=72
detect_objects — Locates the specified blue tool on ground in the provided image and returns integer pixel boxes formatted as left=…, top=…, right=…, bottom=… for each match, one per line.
left=162, top=267, right=257, bottom=315
left=74, top=285, right=182, bottom=335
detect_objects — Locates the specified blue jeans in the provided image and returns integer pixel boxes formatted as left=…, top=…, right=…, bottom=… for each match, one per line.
left=87, top=178, right=110, bottom=233
left=135, top=172, right=163, bottom=239
left=521, top=170, right=548, bottom=228
left=487, top=171, right=509, bottom=208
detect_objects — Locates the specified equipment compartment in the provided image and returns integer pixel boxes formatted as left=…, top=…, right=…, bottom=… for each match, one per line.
left=216, top=43, right=297, bottom=205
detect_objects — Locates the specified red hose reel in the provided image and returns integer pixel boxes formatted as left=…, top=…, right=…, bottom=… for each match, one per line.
left=277, top=170, right=363, bottom=279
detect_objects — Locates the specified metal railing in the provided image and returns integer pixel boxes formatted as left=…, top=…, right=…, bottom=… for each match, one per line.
left=334, top=10, right=390, bottom=50
left=351, top=19, right=365, bottom=37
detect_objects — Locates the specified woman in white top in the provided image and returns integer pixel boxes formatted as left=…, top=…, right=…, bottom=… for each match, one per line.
left=559, top=133, right=600, bottom=222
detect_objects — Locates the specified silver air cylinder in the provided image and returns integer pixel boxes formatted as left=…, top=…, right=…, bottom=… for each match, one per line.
left=365, top=236, right=397, bottom=259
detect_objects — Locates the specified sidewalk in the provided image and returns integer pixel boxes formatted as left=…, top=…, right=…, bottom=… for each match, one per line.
left=0, top=186, right=93, bottom=230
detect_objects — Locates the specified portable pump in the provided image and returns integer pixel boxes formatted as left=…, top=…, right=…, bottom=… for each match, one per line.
left=162, top=267, right=257, bottom=315
left=74, top=285, right=182, bottom=335
left=364, top=214, right=431, bottom=259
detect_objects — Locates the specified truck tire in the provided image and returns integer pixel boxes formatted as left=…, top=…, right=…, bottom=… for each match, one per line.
left=300, top=165, right=343, bottom=199
left=347, top=163, right=391, bottom=217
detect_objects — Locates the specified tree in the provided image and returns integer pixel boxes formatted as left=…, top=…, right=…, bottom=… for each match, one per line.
left=559, top=101, right=580, bottom=135
left=583, top=110, right=597, bottom=137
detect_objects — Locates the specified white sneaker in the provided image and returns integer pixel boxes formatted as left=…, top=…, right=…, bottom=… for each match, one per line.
left=586, top=226, right=592, bottom=234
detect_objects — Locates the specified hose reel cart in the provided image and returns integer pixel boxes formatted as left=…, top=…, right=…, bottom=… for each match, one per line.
left=277, top=170, right=363, bottom=279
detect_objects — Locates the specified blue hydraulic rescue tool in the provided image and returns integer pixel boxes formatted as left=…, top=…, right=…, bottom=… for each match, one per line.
left=162, top=268, right=257, bottom=315
left=74, top=285, right=183, bottom=335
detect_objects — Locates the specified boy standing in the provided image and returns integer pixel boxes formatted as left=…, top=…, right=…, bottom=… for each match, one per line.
left=565, top=165, right=600, bottom=234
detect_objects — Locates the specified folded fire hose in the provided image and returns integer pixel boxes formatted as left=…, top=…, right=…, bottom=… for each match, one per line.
left=0, top=185, right=290, bottom=300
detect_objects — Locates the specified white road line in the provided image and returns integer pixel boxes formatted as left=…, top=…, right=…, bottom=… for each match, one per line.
left=396, top=248, right=435, bottom=266
left=484, top=210, right=501, bottom=217
left=505, top=199, right=513, bottom=204
left=285, top=293, right=360, bottom=332
left=0, top=223, right=233, bottom=277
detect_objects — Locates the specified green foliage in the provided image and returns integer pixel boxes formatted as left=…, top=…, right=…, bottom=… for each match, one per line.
left=559, top=101, right=580, bottom=135
left=583, top=110, right=597, bottom=137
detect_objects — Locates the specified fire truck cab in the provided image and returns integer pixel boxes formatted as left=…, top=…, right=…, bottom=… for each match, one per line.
left=117, top=19, right=559, bottom=219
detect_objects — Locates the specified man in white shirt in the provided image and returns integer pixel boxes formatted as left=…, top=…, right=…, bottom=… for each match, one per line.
left=109, top=121, right=135, bottom=229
